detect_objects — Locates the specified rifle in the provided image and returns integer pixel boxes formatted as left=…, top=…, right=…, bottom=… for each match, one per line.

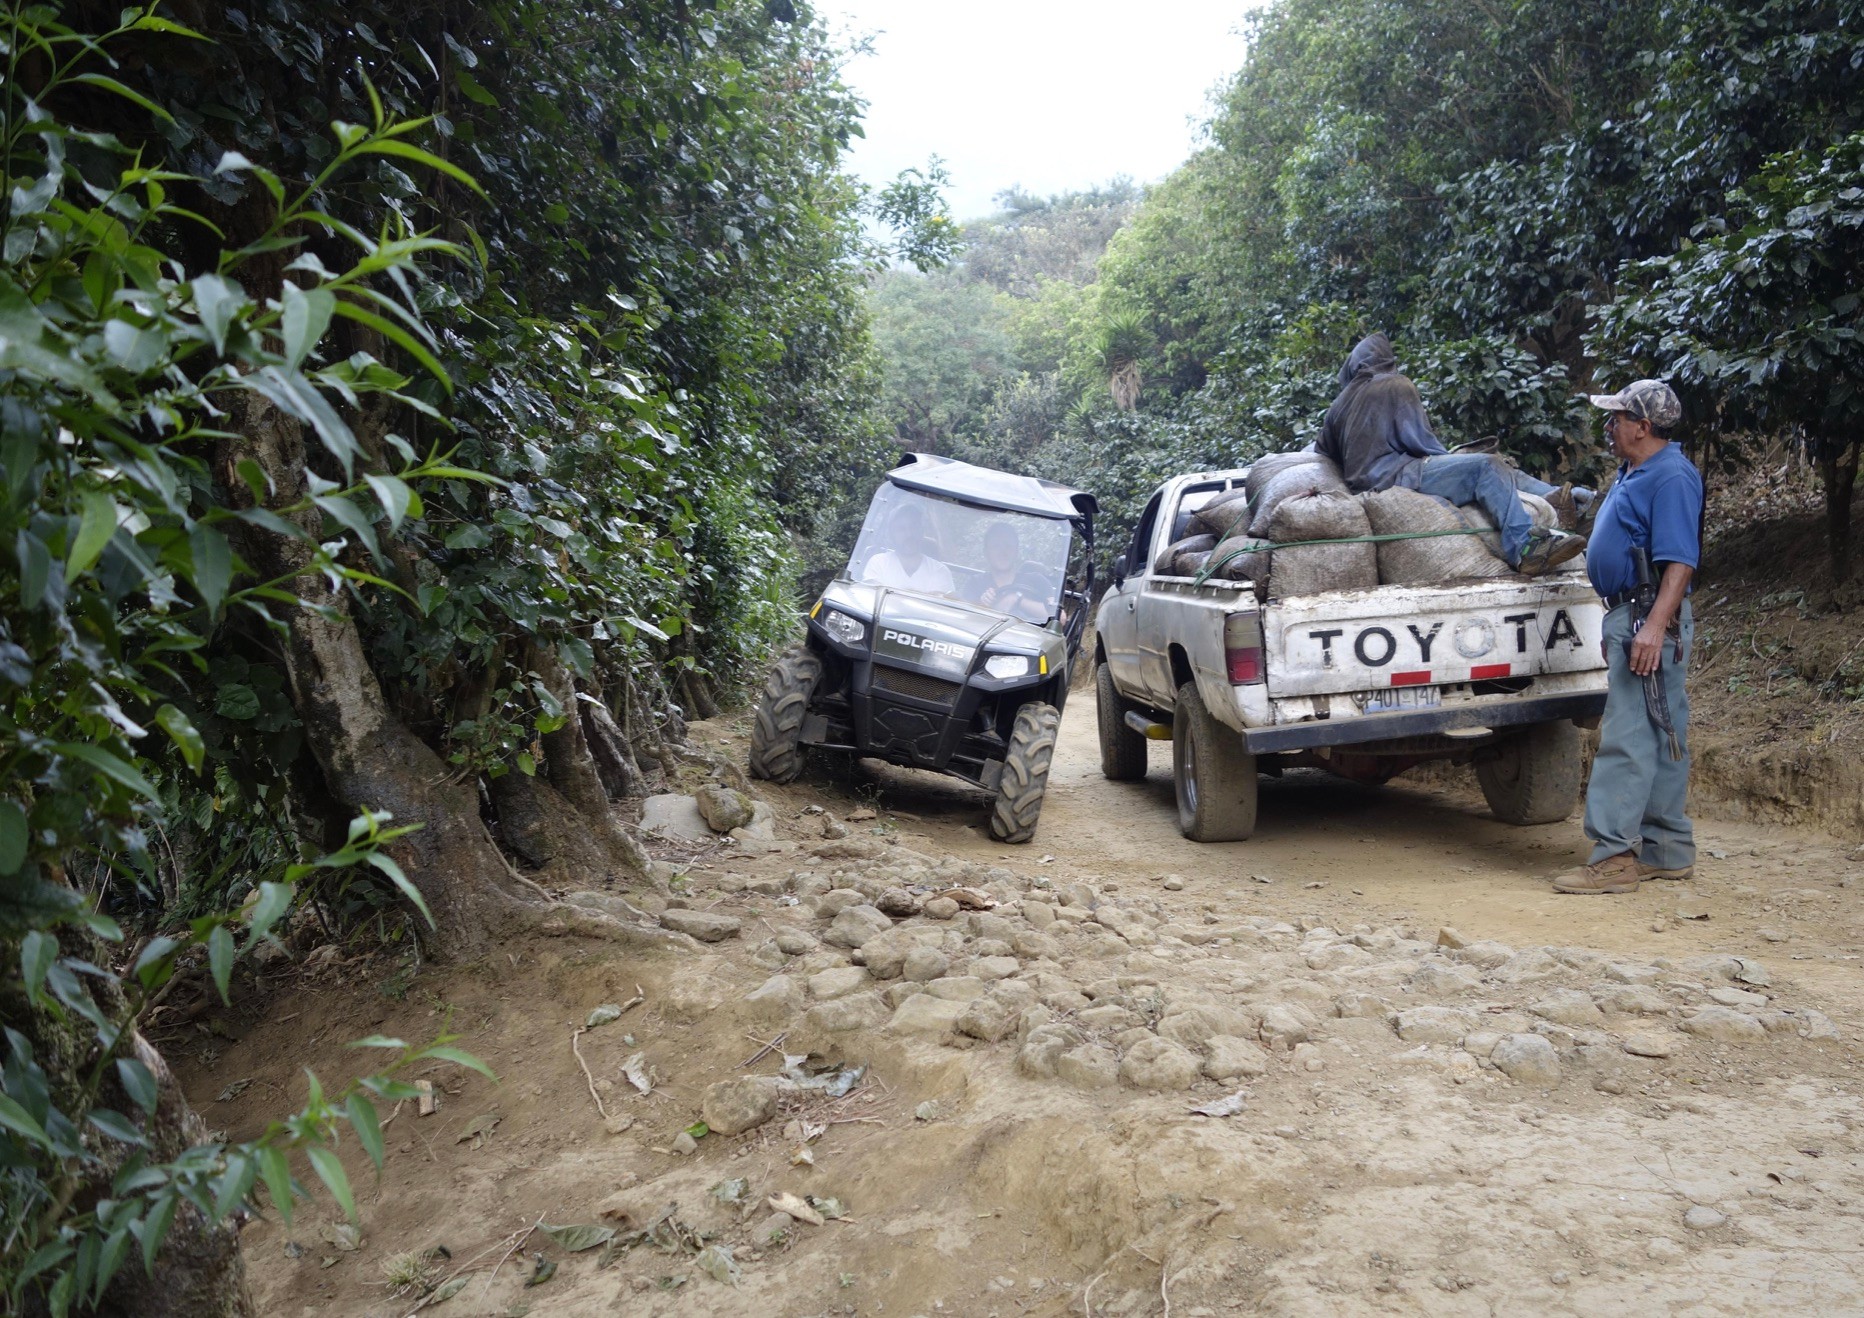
left=1630, top=547, right=1684, bottom=761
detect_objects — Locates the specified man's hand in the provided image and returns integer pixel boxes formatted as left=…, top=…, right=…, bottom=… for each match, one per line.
left=1628, top=621, right=1666, bottom=676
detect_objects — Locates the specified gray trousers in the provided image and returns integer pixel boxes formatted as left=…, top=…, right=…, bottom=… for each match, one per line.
left=1584, top=600, right=1694, bottom=868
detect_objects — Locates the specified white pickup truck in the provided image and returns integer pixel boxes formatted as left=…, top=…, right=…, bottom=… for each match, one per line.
left=1094, top=467, right=1610, bottom=841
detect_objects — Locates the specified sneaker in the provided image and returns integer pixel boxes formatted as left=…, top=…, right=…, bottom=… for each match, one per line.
left=1515, top=529, right=1587, bottom=576
left=1637, top=863, right=1694, bottom=881
left=1545, top=483, right=1579, bottom=530
left=1552, top=852, right=1642, bottom=894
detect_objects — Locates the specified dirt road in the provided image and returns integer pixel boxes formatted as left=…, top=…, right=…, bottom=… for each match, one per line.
left=206, top=696, right=1864, bottom=1317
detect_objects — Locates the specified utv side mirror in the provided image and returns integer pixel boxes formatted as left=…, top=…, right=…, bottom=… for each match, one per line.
left=1112, top=554, right=1128, bottom=586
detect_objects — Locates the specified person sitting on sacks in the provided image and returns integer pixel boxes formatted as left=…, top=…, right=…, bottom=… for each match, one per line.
left=1316, top=332, right=1591, bottom=576
left=964, top=521, right=1050, bottom=623
left=861, top=503, right=956, bottom=596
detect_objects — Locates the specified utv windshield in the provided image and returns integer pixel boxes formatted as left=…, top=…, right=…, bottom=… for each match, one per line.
left=847, top=484, right=1073, bottom=624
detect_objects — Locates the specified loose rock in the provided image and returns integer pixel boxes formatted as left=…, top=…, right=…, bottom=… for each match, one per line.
left=701, top=1078, right=779, bottom=1136
left=1490, top=1034, right=1562, bottom=1086
left=1119, top=1036, right=1201, bottom=1091
left=694, top=784, right=756, bottom=833
left=660, top=910, right=741, bottom=942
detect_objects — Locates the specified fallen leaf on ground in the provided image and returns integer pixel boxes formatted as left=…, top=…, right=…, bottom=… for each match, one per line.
left=455, top=1112, right=501, bottom=1148
left=696, top=1243, right=740, bottom=1286
left=539, top=1222, right=615, bottom=1253
left=585, top=1003, right=623, bottom=1028
left=934, top=887, right=996, bottom=909
left=429, top=1276, right=468, bottom=1304
left=1189, top=1091, right=1249, bottom=1118
left=319, top=1223, right=362, bottom=1251
left=621, top=1052, right=653, bottom=1094
left=216, top=1078, right=253, bottom=1102
left=808, top=1195, right=848, bottom=1220
left=523, top=1253, right=556, bottom=1287
left=766, top=1192, right=824, bottom=1226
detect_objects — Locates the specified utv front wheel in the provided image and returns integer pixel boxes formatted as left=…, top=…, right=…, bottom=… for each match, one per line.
left=1096, top=663, right=1148, bottom=781
left=1172, top=680, right=1258, bottom=842
left=988, top=702, right=1062, bottom=843
left=748, top=646, right=822, bottom=783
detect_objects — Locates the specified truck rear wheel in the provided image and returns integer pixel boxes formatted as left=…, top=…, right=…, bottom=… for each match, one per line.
left=1172, top=680, right=1258, bottom=842
left=1476, top=719, right=1582, bottom=825
left=1096, top=662, right=1148, bottom=781
left=988, top=702, right=1061, bottom=843
left=748, top=646, right=822, bottom=784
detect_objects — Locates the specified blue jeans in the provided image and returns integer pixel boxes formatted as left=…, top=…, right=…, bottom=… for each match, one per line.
left=1396, top=454, right=1544, bottom=566
left=1583, top=601, right=1694, bottom=869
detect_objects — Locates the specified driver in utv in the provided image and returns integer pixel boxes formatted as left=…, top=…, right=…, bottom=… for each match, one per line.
left=968, top=521, right=1049, bottom=623
left=860, top=504, right=955, bottom=596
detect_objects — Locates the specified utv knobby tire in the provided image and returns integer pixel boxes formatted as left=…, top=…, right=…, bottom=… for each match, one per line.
left=1096, top=663, right=1148, bottom=781
left=988, top=702, right=1062, bottom=844
left=1476, top=719, right=1582, bottom=825
left=1172, top=680, right=1258, bottom=842
left=748, top=646, right=822, bottom=784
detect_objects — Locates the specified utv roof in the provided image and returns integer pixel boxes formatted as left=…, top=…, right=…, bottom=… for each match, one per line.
left=887, top=453, right=1098, bottom=522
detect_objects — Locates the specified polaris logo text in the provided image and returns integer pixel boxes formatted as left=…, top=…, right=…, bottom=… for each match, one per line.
left=881, top=629, right=969, bottom=660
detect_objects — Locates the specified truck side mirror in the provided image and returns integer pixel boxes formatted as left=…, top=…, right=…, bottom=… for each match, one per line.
left=1112, top=553, right=1128, bottom=586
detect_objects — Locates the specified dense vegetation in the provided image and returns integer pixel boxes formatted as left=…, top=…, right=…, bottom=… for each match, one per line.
left=0, top=1, right=939, bottom=1309
left=872, top=0, right=1864, bottom=583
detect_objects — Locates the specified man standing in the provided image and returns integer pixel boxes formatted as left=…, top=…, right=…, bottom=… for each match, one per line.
left=1553, top=379, right=1703, bottom=895
left=1317, top=333, right=1591, bottom=574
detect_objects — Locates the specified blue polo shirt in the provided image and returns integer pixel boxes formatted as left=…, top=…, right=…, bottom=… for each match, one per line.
left=1586, top=442, right=1704, bottom=598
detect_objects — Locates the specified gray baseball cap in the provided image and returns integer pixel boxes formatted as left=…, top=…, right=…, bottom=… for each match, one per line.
left=1587, top=379, right=1681, bottom=428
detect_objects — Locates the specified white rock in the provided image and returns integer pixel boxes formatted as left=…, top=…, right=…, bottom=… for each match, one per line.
left=1118, top=1036, right=1201, bottom=1091
left=1490, top=1034, right=1562, bottom=1086
left=808, top=966, right=870, bottom=1000
left=1201, top=1035, right=1269, bottom=1081
left=1529, top=989, right=1605, bottom=1028
left=888, top=994, right=968, bottom=1036
left=1680, top=1006, right=1766, bottom=1042
left=1683, top=1206, right=1726, bottom=1230
left=1393, top=1006, right=1480, bottom=1044
left=640, top=793, right=712, bottom=840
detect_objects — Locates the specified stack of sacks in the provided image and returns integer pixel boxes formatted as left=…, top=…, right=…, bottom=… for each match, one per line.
left=1455, top=493, right=1560, bottom=561
left=1360, top=488, right=1510, bottom=584
left=1246, top=457, right=1378, bottom=598
left=1244, top=450, right=1326, bottom=502
left=1153, top=532, right=1217, bottom=575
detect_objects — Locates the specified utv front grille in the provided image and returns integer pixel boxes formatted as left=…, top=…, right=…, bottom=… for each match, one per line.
left=872, top=665, right=963, bottom=705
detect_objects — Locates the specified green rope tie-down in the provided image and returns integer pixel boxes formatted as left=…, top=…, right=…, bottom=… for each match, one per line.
left=1188, top=525, right=1492, bottom=588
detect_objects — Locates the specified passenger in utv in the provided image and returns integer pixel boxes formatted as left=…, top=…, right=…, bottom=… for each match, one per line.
left=861, top=503, right=956, bottom=596
left=968, top=522, right=1049, bottom=623
left=1316, top=332, right=1593, bottom=573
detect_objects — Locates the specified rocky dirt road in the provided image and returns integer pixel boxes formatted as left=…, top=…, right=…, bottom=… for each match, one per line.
left=211, top=696, right=1864, bottom=1317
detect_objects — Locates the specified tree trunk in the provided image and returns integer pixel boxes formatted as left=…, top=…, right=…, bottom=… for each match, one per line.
left=223, top=394, right=537, bottom=953
left=531, top=647, right=651, bottom=875
left=1820, top=437, right=1859, bottom=585
left=581, top=689, right=647, bottom=799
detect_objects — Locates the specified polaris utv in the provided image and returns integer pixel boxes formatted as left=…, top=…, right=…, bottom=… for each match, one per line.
left=748, top=454, right=1098, bottom=842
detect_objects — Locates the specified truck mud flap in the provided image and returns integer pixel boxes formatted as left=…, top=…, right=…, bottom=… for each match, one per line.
left=1242, top=692, right=1606, bottom=755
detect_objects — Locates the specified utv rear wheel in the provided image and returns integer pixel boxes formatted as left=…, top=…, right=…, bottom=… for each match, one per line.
left=748, top=646, right=822, bottom=784
left=988, top=702, right=1062, bottom=844
left=1476, top=719, right=1582, bottom=825
left=1097, top=663, right=1148, bottom=781
left=1172, top=680, right=1257, bottom=842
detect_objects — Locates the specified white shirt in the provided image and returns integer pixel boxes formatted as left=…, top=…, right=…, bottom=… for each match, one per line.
left=861, top=550, right=956, bottom=596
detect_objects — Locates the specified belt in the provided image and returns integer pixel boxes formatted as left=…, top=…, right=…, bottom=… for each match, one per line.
left=1600, top=590, right=1638, bottom=612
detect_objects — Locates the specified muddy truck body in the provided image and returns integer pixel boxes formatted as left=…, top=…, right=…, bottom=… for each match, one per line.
left=1095, top=468, right=1610, bottom=841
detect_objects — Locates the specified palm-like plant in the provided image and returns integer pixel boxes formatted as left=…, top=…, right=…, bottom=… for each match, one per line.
left=1095, top=309, right=1150, bottom=411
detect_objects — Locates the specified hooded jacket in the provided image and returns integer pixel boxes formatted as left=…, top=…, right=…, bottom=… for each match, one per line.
left=1315, top=333, right=1447, bottom=492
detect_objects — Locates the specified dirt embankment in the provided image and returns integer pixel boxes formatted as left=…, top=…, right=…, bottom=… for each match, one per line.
left=179, top=694, right=1864, bottom=1318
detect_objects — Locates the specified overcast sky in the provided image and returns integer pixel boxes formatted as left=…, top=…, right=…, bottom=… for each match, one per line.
left=823, top=1, right=1263, bottom=222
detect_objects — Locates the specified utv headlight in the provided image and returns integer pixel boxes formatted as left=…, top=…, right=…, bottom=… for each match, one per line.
left=820, top=609, right=866, bottom=646
left=984, top=653, right=1033, bottom=680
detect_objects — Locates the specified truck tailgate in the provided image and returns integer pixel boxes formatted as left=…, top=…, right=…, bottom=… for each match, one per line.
left=1262, top=578, right=1603, bottom=700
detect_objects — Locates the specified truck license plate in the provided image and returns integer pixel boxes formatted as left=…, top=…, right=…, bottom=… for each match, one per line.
left=1357, top=686, right=1441, bottom=714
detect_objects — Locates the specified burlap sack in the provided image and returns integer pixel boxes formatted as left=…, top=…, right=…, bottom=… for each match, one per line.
left=1247, top=459, right=1350, bottom=538
left=1455, top=492, right=1558, bottom=562
left=1244, top=450, right=1326, bottom=502
left=1154, top=533, right=1217, bottom=574
left=1210, top=534, right=1273, bottom=582
left=1361, top=487, right=1509, bottom=585
left=1190, top=488, right=1252, bottom=539
left=1263, top=491, right=1378, bottom=598
left=1173, top=549, right=1213, bottom=577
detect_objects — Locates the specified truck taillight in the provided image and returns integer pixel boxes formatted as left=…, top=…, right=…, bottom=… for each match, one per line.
left=1223, top=612, right=1265, bottom=685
